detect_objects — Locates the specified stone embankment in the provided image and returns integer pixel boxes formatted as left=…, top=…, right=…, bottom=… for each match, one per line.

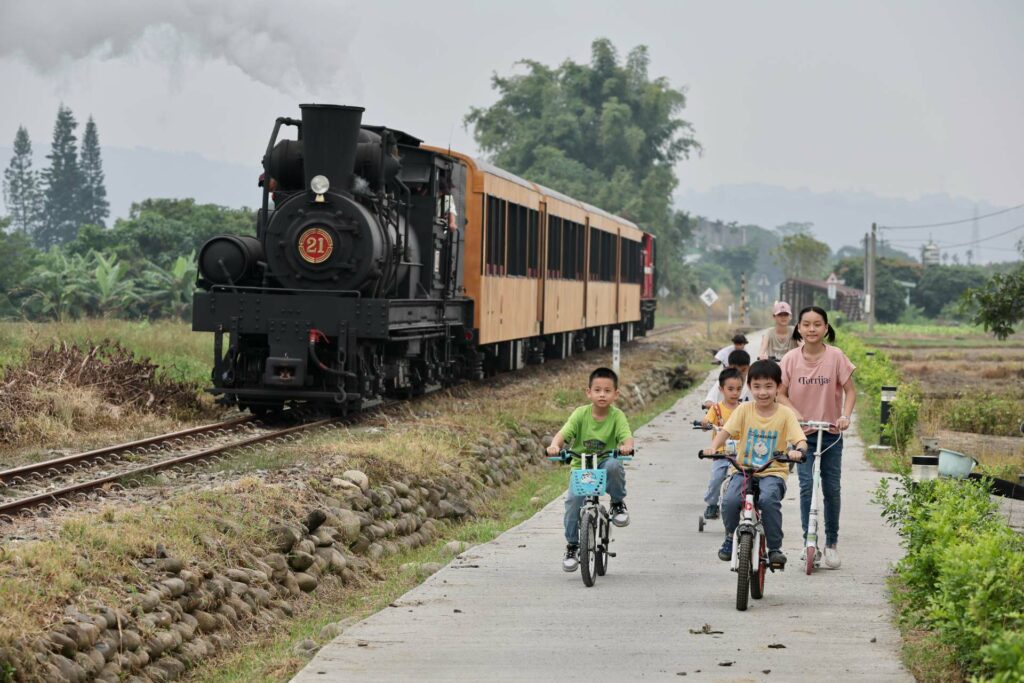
left=0, top=362, right=692, bottom=682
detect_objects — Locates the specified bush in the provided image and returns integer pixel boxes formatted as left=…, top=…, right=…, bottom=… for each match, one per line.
left=833, top=331, right=917, bottom=462
left=944, top=394, right=1022, bottom=437
left=884, top=386, right=921, bottom=456
left=875, top=475, right=1024, bottom=679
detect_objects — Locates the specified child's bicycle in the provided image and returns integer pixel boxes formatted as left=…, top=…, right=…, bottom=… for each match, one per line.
left=697, top=448, right=797, bottom=611
left=691, top=420, right=735, bottom=533
left=548, top=448, right=633, bottom=587
left=800, top=420, right=840, bottom=575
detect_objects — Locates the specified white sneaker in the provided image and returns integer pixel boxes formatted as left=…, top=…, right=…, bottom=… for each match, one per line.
left=824, top=546, right=841, bottom=569
left=562, top=545, right=579, bottom=572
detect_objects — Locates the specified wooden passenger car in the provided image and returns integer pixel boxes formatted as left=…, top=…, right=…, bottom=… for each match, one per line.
left=424, top=147, right=654, bottom=371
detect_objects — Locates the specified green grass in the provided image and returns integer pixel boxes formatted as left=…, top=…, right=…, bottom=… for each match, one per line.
left=0, top=319, right=212, bottom=385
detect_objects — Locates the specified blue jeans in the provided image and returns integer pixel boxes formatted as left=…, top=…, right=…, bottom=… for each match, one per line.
left=564, top=458, right=626, bottom=545
left=703, top=458, right=731, bottom=506
left=722, top=473, right=786, bottom=551
left=798, top=430, right=843, bottom=546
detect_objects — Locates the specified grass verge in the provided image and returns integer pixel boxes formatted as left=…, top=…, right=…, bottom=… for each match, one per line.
left=187, top=383, right=690, bottom=682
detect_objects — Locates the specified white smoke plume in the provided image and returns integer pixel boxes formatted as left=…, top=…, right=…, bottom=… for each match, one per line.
left=0, top=0, right=358, bottom=98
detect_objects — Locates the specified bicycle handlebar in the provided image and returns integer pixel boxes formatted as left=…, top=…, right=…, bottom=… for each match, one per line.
left=697, top=448, right=801, bottom=472
left=547, top=448, right=633, bottom=463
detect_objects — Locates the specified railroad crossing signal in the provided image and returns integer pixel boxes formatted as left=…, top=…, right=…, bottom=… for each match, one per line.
left=699, top=288, right=718, bottom=307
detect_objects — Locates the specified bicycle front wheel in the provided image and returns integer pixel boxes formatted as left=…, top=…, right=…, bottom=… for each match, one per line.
left=736, top=534, right=752, bottom=611
left=750, top=534, right=766, bottom=599
left=596, top=514, right=609, bottom=576
left=580, top=511, right=598, bottom=587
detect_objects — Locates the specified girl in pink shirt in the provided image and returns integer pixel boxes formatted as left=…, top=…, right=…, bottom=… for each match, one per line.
left=778, top=306, right=856, bottom=570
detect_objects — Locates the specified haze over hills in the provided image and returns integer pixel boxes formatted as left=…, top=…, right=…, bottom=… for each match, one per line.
left=676, top=184, right=1020, bottom=264
left=2, top=144, right=1019, bottom=265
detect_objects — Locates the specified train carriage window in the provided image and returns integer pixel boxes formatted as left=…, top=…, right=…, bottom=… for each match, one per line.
left=561, top=221, right=575, bottom=280
left=508, top=202, right=524, bottom=277
left=527, top=209, right=539, bottom=277
left=547, top=215, right=563, bottom=278
left=518, top=204, right=529, bottom=276
left=497, top=198, right=507, bottom=276
left=589, top=226, right=599, bottom=280
left=576, top=223, right=586, bottom=280
left=485, top=195, right=498, bottom=275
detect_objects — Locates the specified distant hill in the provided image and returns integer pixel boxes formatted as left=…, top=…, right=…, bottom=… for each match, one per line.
left=676, top=184, right=1017, bottom=264
left=0, top=145, right=257, bottom=221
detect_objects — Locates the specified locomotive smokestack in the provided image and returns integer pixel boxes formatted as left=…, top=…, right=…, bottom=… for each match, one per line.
left=299, top=103, right=364, bottom=196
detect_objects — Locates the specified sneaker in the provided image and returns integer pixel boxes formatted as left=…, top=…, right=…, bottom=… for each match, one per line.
left=562, top=544, right=579, bottom=572
left=718, top=537, right=733, bottom=561
left=703, top=504, right=720, bottom=520
left=768, top=549, right=787, bottom=567
left=824, top=545, right=841, bottom=569
left=610, top=501, right=630, bottom=527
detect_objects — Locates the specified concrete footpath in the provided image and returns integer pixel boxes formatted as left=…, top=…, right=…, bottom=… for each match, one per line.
left=293, top=351, right=911, bottom=682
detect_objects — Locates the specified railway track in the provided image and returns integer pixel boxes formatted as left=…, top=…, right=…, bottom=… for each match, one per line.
left=0, top=414, right=335, bottom=521
left=1, top=326, right=687, bottom=522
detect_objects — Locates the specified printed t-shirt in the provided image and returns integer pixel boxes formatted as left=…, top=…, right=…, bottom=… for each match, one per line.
left=704, top=401, right=737, bottom=453
left=780, top=345, right=856, bottom=433
left=722, top=402, right=806, bottom=479
left=560, top=404, right=632, bottom=468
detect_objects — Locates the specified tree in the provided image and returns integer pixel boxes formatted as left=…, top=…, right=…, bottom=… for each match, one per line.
left=79, top=116, right=109, bottom=228
left=38, top=104, right=85, bottom=248
left=914, top=265, right=987, bottom=317
left=775, top=221, right=813, bottom=238
left=2, top=126, right=43, bottom=238
left=0, top=217, right=39, bottom=317
left=772, top=233, right=831, bottom=280
left=139, top=253, right=197, bottom=319
left=67, top=198, right=255, bottom=266
left=963, top=242, right=1024, bottom=339
left=465, top=38, right=701, bottom=295
left=874, top=267, right=907, bottom=323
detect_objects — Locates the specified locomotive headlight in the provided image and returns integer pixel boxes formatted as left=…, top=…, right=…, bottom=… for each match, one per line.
left=310, top=175, right=330, bottom=195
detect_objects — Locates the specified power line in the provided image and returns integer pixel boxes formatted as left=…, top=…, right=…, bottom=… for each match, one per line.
left=882, top=222, right=1024, bottom=250
left=878, top=202, right=1024, bottom=230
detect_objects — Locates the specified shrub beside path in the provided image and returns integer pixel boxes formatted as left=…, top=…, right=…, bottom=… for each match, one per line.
left=293, top=352, right=911, bottom=681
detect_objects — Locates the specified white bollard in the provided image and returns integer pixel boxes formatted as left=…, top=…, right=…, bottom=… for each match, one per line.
left=612, top=329, right=620, bottom=374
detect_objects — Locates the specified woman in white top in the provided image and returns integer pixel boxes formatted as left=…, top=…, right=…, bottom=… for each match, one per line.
left=758, top=301, right=800, bottom=361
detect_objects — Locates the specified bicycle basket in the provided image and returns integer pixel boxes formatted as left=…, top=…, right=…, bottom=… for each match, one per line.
left=570, top=468, right=607, bottom=496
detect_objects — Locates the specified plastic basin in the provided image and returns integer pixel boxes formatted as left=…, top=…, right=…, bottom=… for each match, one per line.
left=938, top=448, right=976, bottom=479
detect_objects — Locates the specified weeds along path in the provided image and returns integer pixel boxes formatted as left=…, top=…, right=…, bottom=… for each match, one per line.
left=0, top=327, right=700, bottom=680
left=294, top=334, right=911, bottom=682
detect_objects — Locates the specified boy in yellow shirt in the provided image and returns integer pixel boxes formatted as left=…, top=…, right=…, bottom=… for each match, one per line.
left=700, top=367, right=744, bottom=520
left=707, top=360, right=807, bottom=567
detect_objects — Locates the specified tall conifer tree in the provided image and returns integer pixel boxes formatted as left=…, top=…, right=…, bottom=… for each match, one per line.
left=2, top=126, right=42, bottom=238
left=39, top=104, right=84, bottom=248
left=79, top=116, right=109, bottom=228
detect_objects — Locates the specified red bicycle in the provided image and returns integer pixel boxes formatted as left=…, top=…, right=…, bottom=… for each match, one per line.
left=698, top=449, right=798, bottom=611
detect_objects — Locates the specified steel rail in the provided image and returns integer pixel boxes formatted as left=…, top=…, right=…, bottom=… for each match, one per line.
left=0, top=418, right=335, bottom=518
left=0, top=415, right=256, bottom=486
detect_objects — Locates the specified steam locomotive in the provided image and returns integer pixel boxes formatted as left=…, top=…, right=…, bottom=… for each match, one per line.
left=192, top=104, right=657, bottom=414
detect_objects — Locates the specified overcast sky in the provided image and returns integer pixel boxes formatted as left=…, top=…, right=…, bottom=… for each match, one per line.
left=2, top=1, right=1022, bottom=209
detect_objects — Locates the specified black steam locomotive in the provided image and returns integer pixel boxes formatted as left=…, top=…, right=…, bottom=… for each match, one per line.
left=193, top=104, right=476, bottom=414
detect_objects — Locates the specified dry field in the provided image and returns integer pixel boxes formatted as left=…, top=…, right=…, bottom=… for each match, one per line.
left=854, top=323, right=1024, bottom=474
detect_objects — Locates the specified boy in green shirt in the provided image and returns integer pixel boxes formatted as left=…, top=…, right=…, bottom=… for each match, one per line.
left=546, top=367, right=635, bottom=572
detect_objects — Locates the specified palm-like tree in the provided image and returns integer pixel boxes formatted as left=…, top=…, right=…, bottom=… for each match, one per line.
left=139, top=252, right=196, bottom=319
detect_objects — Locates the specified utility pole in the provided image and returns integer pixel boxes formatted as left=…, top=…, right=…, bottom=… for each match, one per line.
left=740, top=273, right=749, bottom=326
left=867, top=222, right=877, bottom=332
